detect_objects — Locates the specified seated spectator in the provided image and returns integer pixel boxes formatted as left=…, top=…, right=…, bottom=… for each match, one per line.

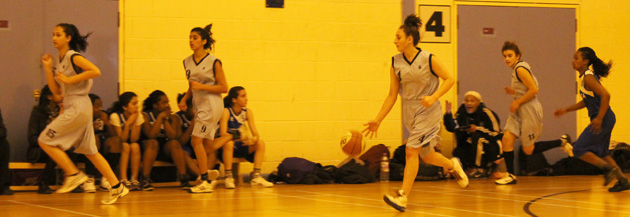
left=105, top=92, right=143, bottom=191
left=213, top=86, right=273, bottom=188
left=0, top=108, right=12, bottom=195
left=141, top=90, right=189, bottom=190
left=174, top=93, right=203, bottom=178
left=27, top=85, right=82, bottom=194
left=444, top=91, right=503, bottom=178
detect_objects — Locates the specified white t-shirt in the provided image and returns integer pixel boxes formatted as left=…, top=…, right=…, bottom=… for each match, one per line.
left=109, top=112, right=144, bottom=128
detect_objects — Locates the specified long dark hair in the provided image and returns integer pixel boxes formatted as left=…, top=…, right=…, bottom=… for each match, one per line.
left=578, top=47, right=612, bottom=78
left=88, top=93, right=100, bottom=105
left=502, top=41, right=521, bottom=57
left=109, top=92, right=137, bottom=113
left=143, top=90, right=166, bottom=111
left=191, top=24, right=215, bottom=50
left=223, top=86, right=245, bottom=108
left=400, top=14, right=422, bottom=46
left=37, top=85, right=53, bottom=112
left=57, top=23, right=91, bottom=52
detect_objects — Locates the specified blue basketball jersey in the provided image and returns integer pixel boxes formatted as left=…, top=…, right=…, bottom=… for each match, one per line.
left=176, top=111, right=191, bottom=132
left=580, top=70, right=613, bottom=119
left=227, top=107, right=247, bottom=130
left=143, top=111, right=166, bottom=138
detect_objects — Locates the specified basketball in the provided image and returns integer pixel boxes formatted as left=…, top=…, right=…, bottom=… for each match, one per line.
left=340, top=130, right=365, bottom=156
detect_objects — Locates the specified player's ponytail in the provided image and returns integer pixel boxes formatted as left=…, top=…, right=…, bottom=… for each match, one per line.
left=143, top=90, right=166, bottom=112
left=57, top=23, right=91, bottom=52
left=191, top=23, right=216, bottom=50
left=223, top=86, right=244, bottom=108
left=110, top=92, right=137, bottom=113
left=400, top=14, right=422, bottom=45
left=578, top=47, right=612, bottom=78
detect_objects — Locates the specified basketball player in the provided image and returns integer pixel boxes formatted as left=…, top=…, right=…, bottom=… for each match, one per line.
left=212, top=86, right=273, bottom=188
left=179, top=24, right=227, bottom=193
left=363, top=14, right=468, bottom=212
left=38, top=23, right=127, bottom=204
left=108, top=92, right=143, bottom=191
left=141, top=90, right=189, bottom=190
left=496, top=41, right=573, bottom=185
left=554, top=47, right=629, bottom=192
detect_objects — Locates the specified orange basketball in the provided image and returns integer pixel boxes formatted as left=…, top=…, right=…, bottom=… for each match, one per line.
left=340, top=130, right=365, bottom=156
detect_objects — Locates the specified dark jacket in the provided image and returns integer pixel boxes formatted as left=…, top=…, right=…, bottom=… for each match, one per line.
left=27, top=106, right=58, bottom=163
left=444, top=103, right=502, bottom=147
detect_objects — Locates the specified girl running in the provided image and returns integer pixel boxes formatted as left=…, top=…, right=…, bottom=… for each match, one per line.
left=38, top=23, right=127, bottom=204
left=554, top=47, right=629, bottom=192
left=363, top=15, right=468, bottom=212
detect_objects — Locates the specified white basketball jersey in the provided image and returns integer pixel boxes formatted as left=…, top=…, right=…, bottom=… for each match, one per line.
left=183, top=53, right=223, bottom=118
left=511, top=61, right=539, bottom=100
left=55, top=50, right=92, bottom=96
left=392, top=49, right=439, bottom=101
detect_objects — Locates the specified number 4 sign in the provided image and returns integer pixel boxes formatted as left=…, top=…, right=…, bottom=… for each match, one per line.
left=419, top=5, right=451, bottom=43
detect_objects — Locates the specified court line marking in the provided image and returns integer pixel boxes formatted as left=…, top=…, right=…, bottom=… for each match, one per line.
left=7, top=200, right=99, bottom=217
left=258, top=191, right=455, bottom=216
left=426, top=185, right=630, bottom=208
left=523, top=189, right=591, bottom=217
left=295, top=190, right=514, bottom=217
left=410, top=188, right=630, bottom=214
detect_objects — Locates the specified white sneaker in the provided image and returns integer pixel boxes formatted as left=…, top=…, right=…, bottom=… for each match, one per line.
left=250, top=175, right=274, bottom=188
left=100, top=177, right=111, bottom=191
left=188, top=180, right=213, bottom=193
left=208, top=169, right=220, bottom=181
left=210, top=180, right=219, bottom=189
left=101, top=184, right=129, bottom=205
left=56, top=172, right=88, bottom=193
left=495, top=174, right=517, bottom=185
left=560, top=134, right=574, bottom=157
left=450, top=158, right=469, bottom=188
left=383, top=190, right=407, bottom=212
left=225, top=177, right=236, bottom=189
left=82, top=177, right=96, bottom=193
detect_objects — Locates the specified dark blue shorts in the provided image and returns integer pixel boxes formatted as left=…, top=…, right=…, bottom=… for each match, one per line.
left=573, top=114, right=615, bottom=158
left=217, top=141, right=255, bottom=163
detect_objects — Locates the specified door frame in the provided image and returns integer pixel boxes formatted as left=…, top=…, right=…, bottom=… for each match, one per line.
left=451, top=1, right=582, bottom=136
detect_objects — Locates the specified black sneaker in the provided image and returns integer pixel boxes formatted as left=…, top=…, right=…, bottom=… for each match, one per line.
left=608, top=181, right=630, bottom=192
left=604, top=167, right=618, bottom=186
left=38, top=184, right=53, bottom=194
left=179, top=174, right=192, bottom=190
left=0, top=187, right=13, bottom=195
left=141, top=179, right=154, bottom=191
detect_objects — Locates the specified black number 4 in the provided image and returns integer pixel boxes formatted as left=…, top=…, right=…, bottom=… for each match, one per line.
left=426, top=11, right=445, bottom=37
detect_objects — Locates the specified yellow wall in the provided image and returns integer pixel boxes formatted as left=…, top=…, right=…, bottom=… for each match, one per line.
left=120, top=0, right=403, bottom=171
left=121, top=0, right=630, bottom=172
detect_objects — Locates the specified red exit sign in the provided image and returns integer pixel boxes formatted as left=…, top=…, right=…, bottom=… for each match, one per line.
left=0, top=20, right=8, bottom=29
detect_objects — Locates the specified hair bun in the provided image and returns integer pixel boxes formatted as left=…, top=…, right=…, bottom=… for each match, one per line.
left=204, top=24, right=213, bottom=35
left=404, top=14, right=421, bottom=28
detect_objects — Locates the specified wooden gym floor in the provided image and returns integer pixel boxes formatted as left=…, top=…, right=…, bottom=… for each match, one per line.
left=1, top=175, right=629, bottom=217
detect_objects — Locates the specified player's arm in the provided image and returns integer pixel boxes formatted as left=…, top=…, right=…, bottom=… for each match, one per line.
left=57, top=55, right=101, bottom=84
left=246, top=109, right=260, bottom=143
left=424, top=55, right=455, bottom=107
left=141, top=113, right=158, bottom=139
left=514, top=67, right=538, bottom=105
left=163, top=114, right=178, bottom=139
left=363, top=65, right=399, bottom=138
left=219, top=108, right=230, bottom=137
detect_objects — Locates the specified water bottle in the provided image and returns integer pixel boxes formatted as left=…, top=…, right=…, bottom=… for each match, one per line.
left=380, top=153, right=389, bottom=182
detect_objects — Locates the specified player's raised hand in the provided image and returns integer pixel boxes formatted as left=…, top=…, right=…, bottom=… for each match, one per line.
left=42, top=54, right=53, bottom=68
left=362, top=120, right=380, bottom=139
